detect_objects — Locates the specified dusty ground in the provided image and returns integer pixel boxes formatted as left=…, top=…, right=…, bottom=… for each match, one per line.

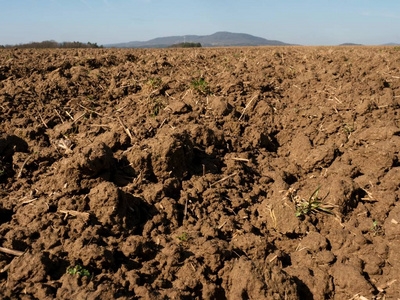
left=0, top=46, right=399, bottom=299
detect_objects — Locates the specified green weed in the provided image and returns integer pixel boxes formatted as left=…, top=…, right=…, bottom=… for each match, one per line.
left=290, top=186, right=335, bottom=217
left=288, top=66, right=296, bottom=76
left=191, top=78, right=211, bottom=95
left=150, top=98, right=165, bottom=117
left=148, top=77, right=162, bottom=89
left=343, top=123, right=355, bottom=135
left=67, top=264, right=91, bottom=278
left=370, top=220, right=383, bottom=236
left=177, top=232, right=190, bottom=242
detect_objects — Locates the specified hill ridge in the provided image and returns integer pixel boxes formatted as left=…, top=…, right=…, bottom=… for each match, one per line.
left=105, top=31, right=292, bottom=48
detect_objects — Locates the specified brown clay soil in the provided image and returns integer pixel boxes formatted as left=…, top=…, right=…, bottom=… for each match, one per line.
left=0, top=46, right=399, bottom=299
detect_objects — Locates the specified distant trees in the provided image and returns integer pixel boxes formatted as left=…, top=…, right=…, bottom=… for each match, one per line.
left=0, top=40, right=103, bottom=49
left=169, top=42, right=202, bottom=48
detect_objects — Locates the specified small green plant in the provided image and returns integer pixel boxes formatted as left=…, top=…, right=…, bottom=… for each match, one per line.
left=67, top=265, right=91, bottom=278
left=191, top=78, right=211, bottom=95
left=177, top=232, right=190, bottom=242
left=148, top=77, right=162, bottom=89
left=343, top=123, right=355, bottom=135
left=0, top=169, right=5, bottom=177
left=370, top=220, right=383, bottom=236
left=291, top=186, right=335, bottom=217
left=288, top=66, right=296, bottom=76
left=150, top=98, right=165, bottom=117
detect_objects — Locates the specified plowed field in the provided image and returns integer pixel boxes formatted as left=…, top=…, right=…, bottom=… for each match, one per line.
left=0, top=46, right=399, bottom=299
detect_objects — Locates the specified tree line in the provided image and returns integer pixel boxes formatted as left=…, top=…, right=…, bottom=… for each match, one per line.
left=0, top=40, right=103, bottom=49
left=168, top=42, right=202, bottom=48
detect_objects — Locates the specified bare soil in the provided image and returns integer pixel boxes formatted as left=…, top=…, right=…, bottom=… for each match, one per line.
left=0, top=46, right=399, bottom=299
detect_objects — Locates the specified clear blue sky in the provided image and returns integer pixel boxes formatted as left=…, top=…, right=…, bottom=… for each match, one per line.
left=1, top=0, right=399, bottom=46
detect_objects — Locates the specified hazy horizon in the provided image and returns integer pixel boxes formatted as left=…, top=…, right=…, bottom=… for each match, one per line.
left=1, top=0, right=400, bottom=46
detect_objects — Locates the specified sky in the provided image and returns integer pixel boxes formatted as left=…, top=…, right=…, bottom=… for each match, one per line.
left=1, top=0, right=400, bottom=46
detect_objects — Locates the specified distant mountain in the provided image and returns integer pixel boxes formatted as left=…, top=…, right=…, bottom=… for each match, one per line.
left=105, top=31, right=292, bottom=48
left=339, top=43, right=363, bottom=46
left=339, top=42, right=400, bottom=46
